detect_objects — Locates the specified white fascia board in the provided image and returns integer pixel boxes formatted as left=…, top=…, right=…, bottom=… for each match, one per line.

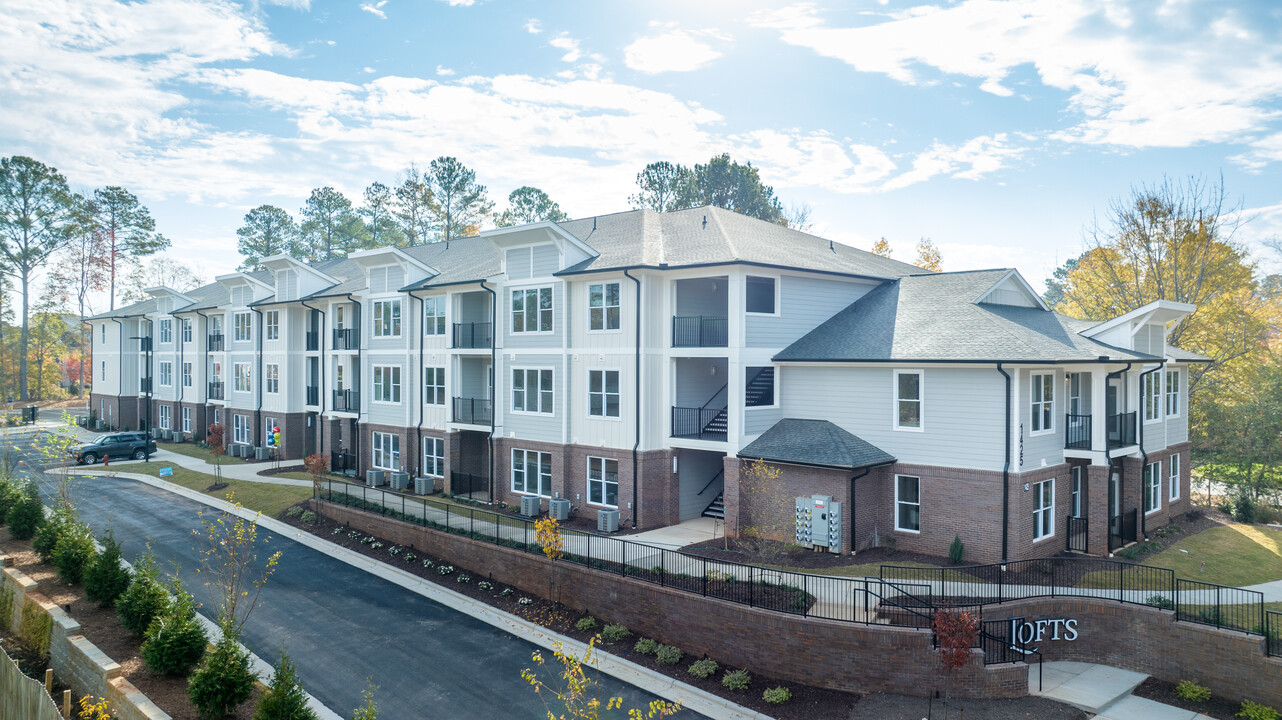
left=143, top=286, right=197, bottom=307
left=259, top=255, right=341, bottom=285
left=215, top=272, right=274, bottom=291
left=1079, top=299, right=1196, bottom=339
left=482, top=221, right=600, bottom=260
left=973, top=269, right=1051, bottom=311
left=347, top=246, right=439, bottom=277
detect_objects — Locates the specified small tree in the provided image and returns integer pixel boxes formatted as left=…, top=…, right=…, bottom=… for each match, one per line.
left=254, top=651, right=317, bottom=720
left=52, top=520, right=98, bottom=584
left=303, top=453, right=328, bottom=496
left=737, top=459, right=793, bottom=563
left=193, top=495, right=281, bottom=636
left=534, top=517, right=564, bottom=561
left=914, top=238, right=943, bottom=272
left=206, top=424, right=226, bottom=483
left=141, top=578, right=207, bottom=676
left=352, top=678, right=378, bottom=720
left=116, top=550, right=169, bottom=636
left=84, top=530, right=131, bottom=607
left=6, top=479, right=44, bottom=539
left=522, top=636, right=682, bottom=720
left=188, top=623, right=256, bottom=718
left=933, top=607, right=980, bottom=711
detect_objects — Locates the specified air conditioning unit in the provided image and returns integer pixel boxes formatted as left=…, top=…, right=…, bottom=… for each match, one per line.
left=550, top=498, right=571, bottom=521
left=160, top=429, right=172, bottom=441
left=228, top=444, right=242, bottom=457
left=390, top=472, right=410, bottom=490
left=598, top=509, right=620, bottom=533
left=366, top=469, right=386, bottom=487
left=519, top=495, right=541, bottom=518
left=255, top=447, right=270, bottom=461
left=413, top=477, right=433, bottom=495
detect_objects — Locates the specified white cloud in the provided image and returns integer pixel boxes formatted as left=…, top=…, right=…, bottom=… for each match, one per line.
left=624, top=28, right=726, bottom=74
left=524, top=19, right=541, bottom=34
left=438, top=0, right=474, bottom=6
left=880, top=135, right=1020, bottom=191
left=363, top=66, right=376, bottom=74
left=359, top=1, right=387, bottom=19
left=549, top=33, right=582, bottom=63
left=436, top=65, right=455, bottom=76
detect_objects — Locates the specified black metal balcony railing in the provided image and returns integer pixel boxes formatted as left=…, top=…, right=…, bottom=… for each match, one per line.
left=139, top=337, right=153, bottom=351
left=331, top=451, right=357, bottom=476
left=306, top=385, right=319, bottom=406
left=332, top=389, right=359, bottom=412
left=306, top=330, right=319, bottom=351
left=671, top=315, right=728, bottom=348
left=671, top=406, right=728, bottom=441
left=207, top=381, right=224, bottom=400
left=207, top=333, right=224, bottom=351
left=1065, top=414, right=1092, bottom=450
left=1107, top=411, right=1137, bottom=448
left=452, top=322, right=493, bottom=349
left=332, top=328, right=358, bottom=350
left=1066, top=514, right=1088, bottom=553
left=452, top=397, right=492, bottom=425
left=139, top=377, right=152, bottom=393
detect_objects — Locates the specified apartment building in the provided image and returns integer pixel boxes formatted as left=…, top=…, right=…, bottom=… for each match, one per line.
left=87, top=206, right=1202, bottom=563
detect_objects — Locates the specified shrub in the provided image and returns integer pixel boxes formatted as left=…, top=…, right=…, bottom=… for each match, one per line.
left=655, top=645, right=682, bottom=665
left=688, top=659, right=718, bottom=679
left=33, top=510, right=73, bottom=563
left=601, top=624, right=630, bottom=642
left=117, top=553, right=170, bottom=636
left=284, top=506, right=303, bottom=518
left=722, top=669, right=751, bottom=690
left=300, top=511, right=317, bottom=524
left=188, top=629, right=256, bottom=718
left=1238, top=700, right=1280, bottom=720
left=1175, top=680, right=1211, bottom=703
left=575, top=617, right=598, bottom=632
left=0, top=478, right=21, bottom=525
left=763, top=686, right=792, bottom=704
left=633, top=638, right=659, bottom=655
left=53, top=521, right=98, bottom=585
left=1234, top=495, right=1257, bottom=524
left=142, top=581, right=208, bottom=676
left=1256, top=505, right=1282, bottom=525
left=1185, top=507, right=1205, bottom=522
left=948, top=535, right=964, bottom=564
left=254, top=652, right=317, bottom=720
left=1217, top=499, right=1234, bottom=516
left=7, top=482, right=45, bottom=540
left=1145, top=594, right=1174, bottom=610
left=84, top=532, right=132, bottom=607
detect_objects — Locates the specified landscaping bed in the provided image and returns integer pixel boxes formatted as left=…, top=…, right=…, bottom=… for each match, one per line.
left=1132, top=677, right=1245, bottom=720
left=848, top=692, right=1087, bottom=720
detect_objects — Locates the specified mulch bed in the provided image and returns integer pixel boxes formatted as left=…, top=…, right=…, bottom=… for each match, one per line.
left=849, top=692, right=1088, bottom=720
left=255, top=465, right=306, bottom=477
left=280, top=505, right=859, bottom=719
left=0, top=535, right=260, bottom=720
left=681, top=536, right=956, bottom=570
left=1132, top=677, right=1243, bottom=720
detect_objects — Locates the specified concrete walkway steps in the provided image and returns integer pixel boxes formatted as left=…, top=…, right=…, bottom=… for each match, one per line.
left=1032, top=662, right=1214, bottom=720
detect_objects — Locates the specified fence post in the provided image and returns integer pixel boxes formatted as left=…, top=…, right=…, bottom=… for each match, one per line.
left=446, top=505, right=451, bottom=533
left=1118, top=564, right=1123, bottom=604
left=622, top=541, right=627, bottom=574
left=1216, top=586, right=1222, bottom=630
left=803, top=574, right=809, bottom=618
left=401, top=493, right=405, bottom=518
left=750, top=566, right=755, bottom=608
left=702, top=557, right=708, bottom=596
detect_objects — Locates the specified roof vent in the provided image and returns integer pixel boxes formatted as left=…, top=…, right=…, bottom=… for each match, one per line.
left=702, top=215, right=707, bottom=229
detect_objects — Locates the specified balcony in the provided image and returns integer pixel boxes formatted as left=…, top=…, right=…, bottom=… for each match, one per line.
left=332, top=328, right=358, bottom=350
left=139, top=337, right=153, bottom=352
left=306, top=330, right=319, bottom=351
left=452, top=322, right=492, bottom=349
left=1107, top=411, right=1137, bottom=449
left=207, top=333, right=224, bottom=352
left=671, top=406, right=728, bottom=442
left=306, top=385, right=319, bottom=406
left=207, top=381, right=224, bottom=400
left=452, top=397, right=492, bottom=425
left=1065, top=414, right=1091, bottom=450
left=139, top=377, right=152, bottom=393
left=672, top=316, right=728, bottom=348
left=332, top=389, right=359, bottom=413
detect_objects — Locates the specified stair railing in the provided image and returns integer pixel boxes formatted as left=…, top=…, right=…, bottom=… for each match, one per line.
left=698, top=470, right=723, bottom=496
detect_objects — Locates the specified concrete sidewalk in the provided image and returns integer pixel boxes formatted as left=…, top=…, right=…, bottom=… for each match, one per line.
left=1033, top=662, right=1214, bottom=720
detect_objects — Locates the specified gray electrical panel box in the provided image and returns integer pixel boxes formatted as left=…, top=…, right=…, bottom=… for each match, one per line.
left=795, top=494, right=842, bottom=553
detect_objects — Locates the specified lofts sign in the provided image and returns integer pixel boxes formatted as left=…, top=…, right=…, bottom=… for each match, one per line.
left=1008, top=616, right=1078, bottom=652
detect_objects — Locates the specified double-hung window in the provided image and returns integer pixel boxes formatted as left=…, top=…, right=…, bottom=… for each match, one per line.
left=1143, top=461, right=1162, bottom=513
left=1031, top=373, right=1054, bottom=433
left=372, top=366, right=402, bottom=403
left=233, top=414, right=249, bottom=444
left=894, top=370, right=922, bottom=430
left=511, top=287, right=553, bottom=333
left=1169, top=453, right=1181, bottom=501
left=265, top=364, right=279, bottom=394
left=212, top=361, right=223, bottom=382
left=373, top=300, right=401, bottom=337
left=895, top=475, right=920, bottom=532
left=158, top=405, right=171, bottom=429
left=371, top=431, right=400, bottom=470
left=233, top=312, right=251, bottom=341
left=233, top=363, right=251, bottom=393
left=423, top=437, right=444, bottom=478
left=1143, top=371, right=1162, bottom=422
left=1165, top=370, right=1181, bottom=417
left=588, top=282, right=620, bottom=331
left=424, top=367, right=445, bottom=405
left=265, top=310, right=280, bottom=340
left=587, top=370, right=619, bottom=418
left=511, top=449, right=551, bottom=497
left=512, top=368, right=553, bottom=414
left=424, top=297, right=445, bottom=335
left=101, top=324, right=106, bottom=343
left=182, top=362, right=193, bottom=388
left=587, top=457, right=618, bottom=507
left=181, top=407, right=191, bottom=433
left=158, top=362, right=172, bottom=387
left=182, top=318, right=192, bottom=343
left=1070, top=466, right=1082, bottom=518
left=745, top=276, right=777, bottom=314
left=1033, top=479, right=1054, bottom=540
left=158, top=319, right=172, bottom=344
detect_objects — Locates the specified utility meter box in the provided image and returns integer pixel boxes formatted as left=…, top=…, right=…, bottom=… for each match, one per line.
left=795, top=495, right=842, bottom=553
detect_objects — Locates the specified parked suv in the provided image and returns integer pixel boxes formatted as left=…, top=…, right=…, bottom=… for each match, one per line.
left=72, top=432, right=156, bottom=464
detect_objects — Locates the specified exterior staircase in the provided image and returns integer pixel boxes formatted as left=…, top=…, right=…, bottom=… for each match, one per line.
left=702, top=493, right=725, bottom=519
left=745, top=367, right=774, bottom=406
left=701, top=408, right=728, bottom=437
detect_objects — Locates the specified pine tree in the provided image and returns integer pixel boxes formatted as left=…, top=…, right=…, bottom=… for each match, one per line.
left=141, top=579, right=208, bottom=676
left=84, top=531, right=132, bottom=607
left=254, top=652, right=317, bottom=720
left=189, top=622, right=256, bottom=718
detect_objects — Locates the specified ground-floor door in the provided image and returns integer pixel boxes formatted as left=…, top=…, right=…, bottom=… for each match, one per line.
left=677, top=449, right=725, bottom=521
left=304, top=414, right=316, bottom=458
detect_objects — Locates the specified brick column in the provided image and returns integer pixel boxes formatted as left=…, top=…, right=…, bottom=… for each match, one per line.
left=722, top=456, right=741, bottom=537
left=1087, top=463, right=1110, bottom=556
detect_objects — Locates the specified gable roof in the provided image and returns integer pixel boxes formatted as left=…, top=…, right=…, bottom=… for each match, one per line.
left=739, top=419, right=896, bottom=471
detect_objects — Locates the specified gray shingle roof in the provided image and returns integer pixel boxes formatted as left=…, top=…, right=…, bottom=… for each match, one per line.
left=739, top=419, right=896, bottom=470
left=774, top=269, right=1164, bottom=363
left=399, top=235, right=503, bottom=291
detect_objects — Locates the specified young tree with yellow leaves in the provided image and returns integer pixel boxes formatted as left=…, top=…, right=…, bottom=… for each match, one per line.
left=914, top=238, right=942, bottom=272
left=522, top=637, right=682, bottom=720
left=870, top=237, right=892, bottom=257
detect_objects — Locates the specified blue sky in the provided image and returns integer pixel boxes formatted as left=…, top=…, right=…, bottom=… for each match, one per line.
left=3, top=0, right=1282, bottom=302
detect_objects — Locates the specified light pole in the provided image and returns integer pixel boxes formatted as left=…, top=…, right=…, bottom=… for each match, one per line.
left=128, top=333, right=153, bottom=463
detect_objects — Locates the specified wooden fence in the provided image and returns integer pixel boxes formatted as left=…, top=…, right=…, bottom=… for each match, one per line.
left=0, top=646, right=64, bottom=720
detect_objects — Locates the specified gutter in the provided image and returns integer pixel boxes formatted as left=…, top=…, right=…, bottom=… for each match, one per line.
left=300, top=298, right=327, bottom=459
left=555, top=260, right=895, bottom=286
left=624, top=269, right=641, bottom=529
left=1137, top=361, right=1166, bottom=541
left=480, top=281, right=497, bottom=504
left=996, top=362, right=1012, bottom=566
left=193, top=308, right=214, bottom=437
left=1104, top=362, right=1133, bottom=555
left=250, top=305, right=264, bottom=449
left=408, top=290, right=426, bottom=478
left=343, top=293, right=362, bottom=472
left=110, top=318, right=125, bottom=429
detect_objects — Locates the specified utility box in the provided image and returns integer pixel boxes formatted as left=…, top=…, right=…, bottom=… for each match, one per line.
left=520, top=495, right=541, bottom=518
left=795, top=495, right=842, bottom=553
left=366, top=469, right=386, bottom=487
left=597, top=508, right=620, bottom=533
left=549, top=498, right=571, bottom=521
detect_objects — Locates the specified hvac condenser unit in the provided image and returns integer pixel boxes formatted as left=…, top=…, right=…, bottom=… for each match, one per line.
left=550, top=498, right=571, bottom=521
left=520, top=495, right=541, bottom=518
left=255, top=447, right=270, bottom=461
left=366, top=469, right=386, bottom=487
left=597, top=508, right=620, bottom=533
left=413, top=477, right=432, bottom=495
left=390, top=472, right=410, bottom=490
left=795, top=495, right=842, bottom=553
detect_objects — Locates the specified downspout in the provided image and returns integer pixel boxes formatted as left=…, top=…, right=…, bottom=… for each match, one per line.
left=111, top=318, right=125, bottom=429
left=300, top=299, right=327, bottom=459
left=343, top=293, right=362, bottom=471
left=174, top=313, right=185, bottom=432
left=409, top=290, right=426, bottom=478
left=624, top=269, right=641, bottom=529
left=1137, top=361, right=1166, bottom=541
left=848, top=465, right=873, bottom=554
left=480, top=281, right=497, bottom=504
left=194, top=309, right=213, bottom=438
left=1104, top=362, right=1133, bottom=553
left=250, top=305, right=264, bottom=449
left=996, top=362, right=1012, bottom=566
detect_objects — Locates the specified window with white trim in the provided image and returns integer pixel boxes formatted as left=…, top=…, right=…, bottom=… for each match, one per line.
left=424, top=367, right=445, bottom=405
left=234, top=363, right=251, bottom=393
left=182, top=362, right=192, bottom=388
left=587, top=456, right=618, bottom=507
left=101, top=324, right=106, bottom=343
left=158, top=405, right=171, bottom=429
left=373, top=300, right=402, bottom=337
left=233, top=414, right=249, bottom=444
left=1143, top=461, right=1162, bottom=513
left=423, top=437, right=444, bottom=478
left=1071, top=466, right=1082, bottom=518
left=213, top=409, right=220, bottom=427
left=233, top=312, right=251, bottom=342
left=511, top=449, right=551, bottom=497
left=265, top=310, right=280, bottom=340
left=371, top=431, right=400, bottom=470
left=1033, top=478, right=1055, bottom=540
left=1066, top=373, right=1082, bottom=416
left=512, top=368, right=553, bottom=414
left=588, top=282, right=620, bottom=331
left=158, top=319, right=172, bottom=344
left=1169, top=453, right=1181, bottom=501
left=894, top=475, right=920, bottom=532
left=265, top=364, right=279, bottom=394
left=212, top=361, right=222, bottom=382
left=372, top=365, right=402, bottom=403
left=182, top=318, right=192, bottom=343
left=511, top=287, right=553, bottom=333
left=158, top=362, right=172, bottom=387
left=1143, top=371, right=1162, bottom=422
left=587, top=370, right=619, bottom=418
left=1165, top=370, right=1181, bottom=417
left=424, top=297, right=445, bottom=335
left=181, top=407, right=191, bottom=433
left=894, top=370, right=922, bottom=430
left=745, top=275, right=776, bottom=314
left=1031, top=373, right=1054, bottom=432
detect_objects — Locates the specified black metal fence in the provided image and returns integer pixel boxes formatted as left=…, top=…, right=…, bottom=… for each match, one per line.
left=452, top=397, right=492, bottom=425
left=449, top=471, right=489, bottom=499
left=452, top=322, right=492, bottom=349
left=671, top=406, right=725, bottom=439
left=1066, top=515, right=1088, bottom=553
left=671, top=315, right=728, bottom=348
left=1108, top=411, right=1136, bottom=448
left=306, top=386, right=319, bottom=406
left=207, top=381, right=224, bottom=400
left=306, top=330, right=319, bottom=351
left=332, top=328, right=358, bottom=350
left=330, top=452, right=356, bottom=475
left=1174, top=579, right=1265, bottom=635
left=333, top=389, right=359, bottom=412
left=207, top=333, right=224, bottom=351
left=1064, top=414, right=1091, bottom=450
left=1110, top=509, right=1137, bottom=550
left=1267, top=611, right=1281, bottom=658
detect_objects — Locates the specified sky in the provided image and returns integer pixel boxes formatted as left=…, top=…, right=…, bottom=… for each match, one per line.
left=3, top=0, right=1282, bottom=304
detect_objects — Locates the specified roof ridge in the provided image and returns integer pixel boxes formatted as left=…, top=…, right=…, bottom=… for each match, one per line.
left=707, top=206, right=738, bottom=260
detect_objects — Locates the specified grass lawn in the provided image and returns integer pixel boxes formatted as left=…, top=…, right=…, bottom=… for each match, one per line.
left=117, top=463, right=312, bottom=518
left=155, top=441, right=250, bottom=465
left=1140, top=524, right=1282, bottom=587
